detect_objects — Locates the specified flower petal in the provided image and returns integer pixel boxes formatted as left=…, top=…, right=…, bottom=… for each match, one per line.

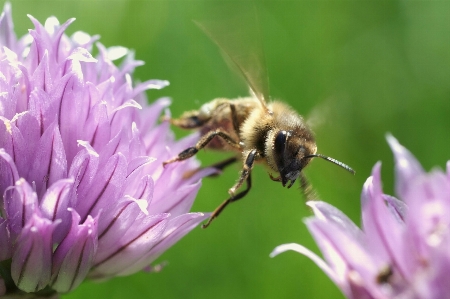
left=91, top=213, right=168, bottom=277
left=56, top=66, right=86, bottom=163
left=124, top=173, right=154, bottom=205
left=82, top=100, right=111, bottom=149
left=386, top=134, right=424, bottom=200
left=96, top=197, right=145, bottom=250
left=0, top=116, right=27, bottom=176
left=151, top=180, right=202, bottom=217
left=270, top=243, right=341, bottom=292
left=51, top=209, right=97, bottom=292
left=12, top=112, right=41, bottom=175
left=4, top=178, right=40, bottom=240
left=0, top=2, right=17, bottom=51
left=361, top=162, right=408, bottom=278
left=28, top=122, right=68, bottom=197
left=68, top=141, right=99, bottom=197
left=11, top=213, right=57, bottom=292
left=383, top=194, right=407, bottom=223
left=305, top=218, right=386, bottom=298
left=67, top=47, right=97, bottom=63
left=115, top=212, right=210, bottom=276
left=75, top=153, right=127, bottom=220
left=39, top=178, right=74, bottom=242
left=138, top=97, right=171, bottom=134
left=29, top=49, right=52, bottom=92
left=307, top=201, right=363, bottom=242
left=132, top=79, right=170, bottom=98
left=0, top=148, right=19, bottom=193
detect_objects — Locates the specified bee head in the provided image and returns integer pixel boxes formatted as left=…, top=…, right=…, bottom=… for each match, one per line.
left=272, top=130, right=316, bottom=188
left=270, top=130, right=355, bottom=188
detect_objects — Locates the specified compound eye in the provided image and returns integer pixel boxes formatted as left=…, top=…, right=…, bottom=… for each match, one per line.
left=274, top=130, right=288, bottom=156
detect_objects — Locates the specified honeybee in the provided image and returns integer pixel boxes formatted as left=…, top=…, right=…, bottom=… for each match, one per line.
left=163, top=9, right=355, bottom=228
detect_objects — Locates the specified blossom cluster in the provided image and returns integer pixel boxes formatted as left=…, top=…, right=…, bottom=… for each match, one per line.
left=0, top=3, right=209, bottom=296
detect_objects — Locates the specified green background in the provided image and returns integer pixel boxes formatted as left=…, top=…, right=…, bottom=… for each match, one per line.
left=6, top=0, right=450, bottom=298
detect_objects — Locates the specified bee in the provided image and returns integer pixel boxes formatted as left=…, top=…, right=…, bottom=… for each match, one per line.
left=163, top=8, right=355, bottom=228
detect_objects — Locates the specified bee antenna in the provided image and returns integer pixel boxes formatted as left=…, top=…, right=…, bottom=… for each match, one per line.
left=304, top=154, right=355, bottom=175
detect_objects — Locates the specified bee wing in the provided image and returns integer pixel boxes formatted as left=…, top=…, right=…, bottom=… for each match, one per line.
left=194, top=4, right=270, bottom=110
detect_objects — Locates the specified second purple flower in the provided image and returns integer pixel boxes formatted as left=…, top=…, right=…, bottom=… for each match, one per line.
left=271, top=135, right=450, bottom=299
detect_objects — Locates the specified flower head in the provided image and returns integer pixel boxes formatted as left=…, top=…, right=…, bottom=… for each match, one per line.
left=271, top=135, right=450, bottom=299
left=0, top=3, right=210, bottom=296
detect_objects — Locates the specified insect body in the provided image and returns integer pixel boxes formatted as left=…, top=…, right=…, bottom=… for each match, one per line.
left=163, top=9, right=355, bottom=228
left=163, top=94, right=354, bottom=228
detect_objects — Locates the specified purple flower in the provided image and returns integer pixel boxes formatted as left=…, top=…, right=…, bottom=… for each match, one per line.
left=271, top=135, right=450, bottom=299
left=0, top=3, right=210, bottom=296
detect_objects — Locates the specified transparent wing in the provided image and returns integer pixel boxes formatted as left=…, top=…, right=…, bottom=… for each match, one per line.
left=194, top=2, right=270, bottom=108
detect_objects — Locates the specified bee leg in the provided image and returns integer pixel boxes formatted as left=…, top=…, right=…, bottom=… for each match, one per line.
left=182, top=156, right=238, bottom=179
left=201, top=149, right=258, bottom=228
left=201, top=172, right=252, bottom=229
left=163, top=130, right=241, bottom=166
left=268, top=173, right=281, bottom=182
left=228, top=149, right=258, bottom=195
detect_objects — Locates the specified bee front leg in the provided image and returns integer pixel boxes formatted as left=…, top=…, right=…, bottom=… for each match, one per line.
left=202, top=149, right=258, bottom=228
left=163, top=130, right=241, bottom=166
left=228, top=149, right=258, bottom=195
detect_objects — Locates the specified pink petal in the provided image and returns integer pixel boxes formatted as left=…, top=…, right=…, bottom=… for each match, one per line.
left=386, top=134, right=424, bottom=200
left=11, top=213, right=56, bottom=292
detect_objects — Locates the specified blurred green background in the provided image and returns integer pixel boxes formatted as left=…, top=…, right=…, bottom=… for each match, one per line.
left=6, top=0, right=450, bottom=298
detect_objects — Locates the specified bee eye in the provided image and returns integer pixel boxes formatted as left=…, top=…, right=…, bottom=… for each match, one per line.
left=274, top=130, right=288, bottom=155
